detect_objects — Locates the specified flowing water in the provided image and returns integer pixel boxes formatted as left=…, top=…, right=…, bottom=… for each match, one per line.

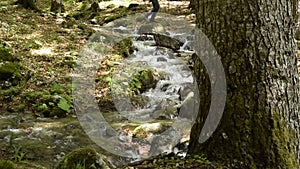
left=93, top=14, right=200, bottom=159
left=0, top=13, right=199, bottom=168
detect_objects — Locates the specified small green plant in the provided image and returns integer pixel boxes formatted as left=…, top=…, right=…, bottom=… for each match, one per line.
left=13, top=145, right=26, bottom=162
left=75, top=161, right=86, bottom=169
left=0, top=87, right=20, bottom=100
left=24, top=83, right=73, bottom=117
left=55, top=148, right=99, bottom=169
left=57, top=97, right=72, bottom=113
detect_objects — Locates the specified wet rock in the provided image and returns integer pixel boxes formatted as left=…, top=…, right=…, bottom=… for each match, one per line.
left=151, top=101, right=179, bottom=120
left=55, top=148, right=109, bottom=169
left=138, top=23, right=165, bottom=35
left=149, top=127, right=181, bottom=156
left=113, top=37, right=135, bottom=58
left=153, top=34, right=184, bottom=51
left=133, top=123, right=168, bottom=140
left=161, top=83, right=171, bottom=92
left=131, top=68, right=159, bottom=93
left=157, top=57, right=167, bottom=62
left=135, top=35, right=154, bottom=41
left=128, top=3, right=139, bottom=10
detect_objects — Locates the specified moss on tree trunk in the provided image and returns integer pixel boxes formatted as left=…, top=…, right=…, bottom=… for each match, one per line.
left=188, top=0, right=300, bottom=168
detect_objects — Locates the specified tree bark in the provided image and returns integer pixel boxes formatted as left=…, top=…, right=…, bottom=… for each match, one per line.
left=189, top=0, right=300, bottom=168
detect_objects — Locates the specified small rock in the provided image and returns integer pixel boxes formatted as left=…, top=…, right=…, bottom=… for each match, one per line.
left=128, top=3, right=139, bottom=10
left=133, top=123, right=166, bottom=140
left=135, top=35, right=153, bottom=41
left=157, top=57, right=167, bottom=62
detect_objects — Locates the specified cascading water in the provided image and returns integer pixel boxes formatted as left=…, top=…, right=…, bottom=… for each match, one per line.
left=73, top=13, right=200, bottom=165
left=98, top=14, right=200, bottom=160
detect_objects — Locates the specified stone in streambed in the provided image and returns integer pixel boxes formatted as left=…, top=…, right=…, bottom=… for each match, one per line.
left=153, top=34, right=184, bottom=51
left=113, top=37, right=135, bottom=58
left=138, top=22, right=165, bottom=35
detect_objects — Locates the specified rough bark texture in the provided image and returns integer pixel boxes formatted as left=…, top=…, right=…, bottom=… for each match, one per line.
left=189, top=0, right=300, bottom=168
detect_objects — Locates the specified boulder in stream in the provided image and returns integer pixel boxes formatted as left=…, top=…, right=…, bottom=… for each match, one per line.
left=138, top=22, right=165, bottom=35
left=153, top=34, right=184, bottom=51
left=113, top=37, right=135, bottom=58
left=133, top=122, right=169, bottom=140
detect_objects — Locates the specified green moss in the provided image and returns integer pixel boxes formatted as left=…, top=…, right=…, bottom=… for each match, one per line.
left=130, top=68, right=157, bottom=93
left=0, top=46, right=17, bottom=62
left=13, top=104, right=25, bottom=112
left=24, top=84, right=72, bottom=118
left=55, top=148, right=99, bottom=169
left=0, top=160, right=15, bottom=169
left=0, top=87, right=20, bottom=100
left=103, top=13, right=126, bottom=24
left=113, top=37, right=135, bottom=58
left=267, top=114, right=298, bottom=168
left=189, top=89, right=299, bottom=169
left=0, top=62, right=21, bottom=81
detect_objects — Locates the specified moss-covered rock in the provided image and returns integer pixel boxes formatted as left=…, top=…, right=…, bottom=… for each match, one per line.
left=0, top=46, right=17, bottom=62
left=0, top=62, right=21, bottom=81
left=131, top=68, right=158, bottom=93
left=133, top=122, right=169, bottom=139
left=153, top=34, right=184, bottom=51
left=55, top=148, right=102, bottom=169
left=0, top=160, right=15, bottom=169
left=113, top=37, right=135, bottom=58
left=0, top=87, right=20, bottom=101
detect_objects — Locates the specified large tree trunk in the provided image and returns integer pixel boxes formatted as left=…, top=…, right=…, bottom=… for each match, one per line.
left=189, top=0, right=300, bottom=168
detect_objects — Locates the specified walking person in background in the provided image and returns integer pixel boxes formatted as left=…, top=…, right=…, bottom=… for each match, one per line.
left=144, top=0, right=160, bottom=22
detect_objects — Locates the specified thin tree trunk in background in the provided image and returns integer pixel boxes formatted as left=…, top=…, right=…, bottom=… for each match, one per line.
left=189, top=0, right=300, bottom=168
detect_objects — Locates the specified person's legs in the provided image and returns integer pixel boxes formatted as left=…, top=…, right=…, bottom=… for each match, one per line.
left=149, top=0, right=159, bottom=21
left=149, top=12, right=157, bottom=22
left=144, top=9, right=152, bottom=20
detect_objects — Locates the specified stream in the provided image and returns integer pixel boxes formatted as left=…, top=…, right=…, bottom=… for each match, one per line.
left=74, top=13, right=200, bottom=161
left=0, top=13, right=199, bottom=168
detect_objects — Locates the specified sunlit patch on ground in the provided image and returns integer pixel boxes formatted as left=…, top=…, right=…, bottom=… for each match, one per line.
left=31, top=47, right=52, bottom=56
